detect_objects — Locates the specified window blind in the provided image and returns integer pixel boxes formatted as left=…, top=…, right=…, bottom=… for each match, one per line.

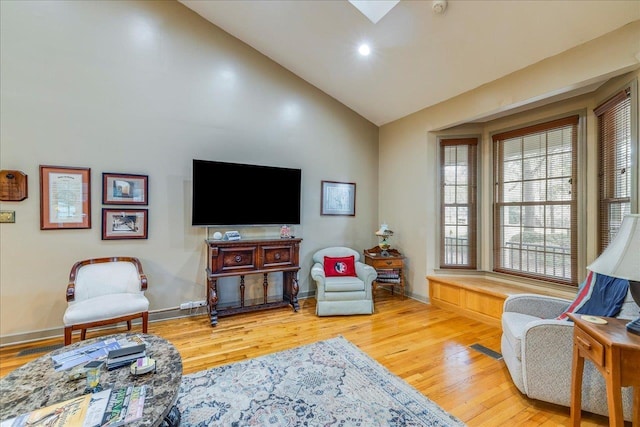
left=594, top=88, right=631, bottom=254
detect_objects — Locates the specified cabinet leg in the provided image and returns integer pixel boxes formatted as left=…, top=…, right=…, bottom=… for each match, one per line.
left=282, top=271, right=299, bottom=311
left=208, top=278, right=219, bottom=327
left=240, top=275, right=245, bottom=308
left=263, top=274, right=268, bottom=305
left=291, top=276, right=300, bottom=312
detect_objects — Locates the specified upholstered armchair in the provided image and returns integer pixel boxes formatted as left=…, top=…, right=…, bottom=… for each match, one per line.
left=500, top=291, right=637, bottom=421
left=311, top=247, right=377, bottom=316
left=63, top=257, right=150, bottom=345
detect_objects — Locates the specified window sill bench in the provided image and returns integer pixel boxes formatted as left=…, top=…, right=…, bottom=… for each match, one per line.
left=426, top=274, right=576, bottom=327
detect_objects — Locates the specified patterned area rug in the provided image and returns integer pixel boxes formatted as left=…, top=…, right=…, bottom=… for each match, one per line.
left=175, top=336, right=466, bottom=426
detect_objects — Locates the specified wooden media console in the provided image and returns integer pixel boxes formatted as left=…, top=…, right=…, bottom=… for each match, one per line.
left=205, top=237, right=302, bottom=326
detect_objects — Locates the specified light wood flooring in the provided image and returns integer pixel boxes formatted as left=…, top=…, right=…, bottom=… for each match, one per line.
left=0, top=291, right=615, bottom=426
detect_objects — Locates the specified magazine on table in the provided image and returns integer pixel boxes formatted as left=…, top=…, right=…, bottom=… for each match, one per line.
left=51, top=335, right=148, bottom=371
left=1, top=386, right=147, bottom=427
left=100, top=386, right=147, bottom=427
left=82, top=389, right=112, bottom=427
left=0, top=394, right=91, bottom=427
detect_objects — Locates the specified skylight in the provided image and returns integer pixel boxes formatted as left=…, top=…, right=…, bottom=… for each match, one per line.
left=348, top=0, right=400, bottom=24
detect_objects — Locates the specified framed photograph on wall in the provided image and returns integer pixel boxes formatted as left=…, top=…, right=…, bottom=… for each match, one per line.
left=321, top=180, right=356, bottom=216
left=102, top=208, right=148, bottom=240
left=40, top=165, right=91, bottom=230
left=102, top=173, right=148, bottom=205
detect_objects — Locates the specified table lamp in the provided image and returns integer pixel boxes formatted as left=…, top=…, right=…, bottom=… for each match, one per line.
left=375, top=223, right=394, bottom=256
left=587, top=213, right=640, bottom=335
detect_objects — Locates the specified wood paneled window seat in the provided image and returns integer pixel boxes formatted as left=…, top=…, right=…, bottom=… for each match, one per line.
left=427, top=275, right=576, bottom=327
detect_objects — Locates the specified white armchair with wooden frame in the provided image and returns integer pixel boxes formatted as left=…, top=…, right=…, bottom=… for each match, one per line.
left=63, top=257, right=149, bottom=345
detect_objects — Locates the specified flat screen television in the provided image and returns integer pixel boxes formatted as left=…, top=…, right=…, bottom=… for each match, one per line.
left=192, top=159, right=302, bottom=226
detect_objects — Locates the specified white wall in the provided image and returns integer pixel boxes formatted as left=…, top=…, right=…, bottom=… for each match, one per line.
left=0, top=1, right=379, bottom=343
left=379, top=21, right=640, bottom=301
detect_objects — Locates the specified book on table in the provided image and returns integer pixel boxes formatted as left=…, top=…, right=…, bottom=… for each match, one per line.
left=106, top=344, right=146, bottom=370
left=375, top=268, right=400, bottom=283
left=376, top=269, right=399, bottom=277
left=377, top=278, right=401, bottom=283
left=0, top=386, right=147, bottom=427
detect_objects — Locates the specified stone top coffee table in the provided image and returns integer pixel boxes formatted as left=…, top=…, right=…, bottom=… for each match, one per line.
left=0, top=333, right=182, bottom=427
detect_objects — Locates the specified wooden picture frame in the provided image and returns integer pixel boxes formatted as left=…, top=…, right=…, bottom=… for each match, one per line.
left=40, top=165, right=91, bottom=230
left=102, top=173, right=148, bottom=205
left=102, top=208, right=148, bottom=240
left=321, top=180, right=356, bottom=216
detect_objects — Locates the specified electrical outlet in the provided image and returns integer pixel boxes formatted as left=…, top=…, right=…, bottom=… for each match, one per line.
left=179, top=302, right=192, bottom=310
left=193, top=300, right=207, bottom=308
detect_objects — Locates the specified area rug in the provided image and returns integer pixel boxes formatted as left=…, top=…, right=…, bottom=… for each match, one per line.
left=175, top=336, right=466, bottom=426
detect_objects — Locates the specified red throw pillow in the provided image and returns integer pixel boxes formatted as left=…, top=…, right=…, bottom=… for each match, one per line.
left=324, top=256, right=357, bottom=277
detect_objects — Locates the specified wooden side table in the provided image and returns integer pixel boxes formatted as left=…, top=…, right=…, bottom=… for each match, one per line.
left=363, top=246, right=405, bottom=300
left=567, top=313, right=640, bottom=427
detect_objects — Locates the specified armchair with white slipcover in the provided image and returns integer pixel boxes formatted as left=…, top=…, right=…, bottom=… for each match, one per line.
left=311, top=247, right=377, bottom=316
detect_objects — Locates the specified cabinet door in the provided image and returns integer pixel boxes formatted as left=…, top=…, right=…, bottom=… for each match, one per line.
left=215, top=246, right=258, bottom=273
left=262, top=245, right=295, bottom=268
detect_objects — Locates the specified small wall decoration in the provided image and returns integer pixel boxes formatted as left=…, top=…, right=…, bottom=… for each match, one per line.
left=40, top=165, right=91, bottom=230
left=0, top=170, right=28, bottom=201
left=102, top=208, right=148, bottom=240
left=0, top=211, right=16, bottom=223
left=321, top=180, right=356, bottom=216
left=103, top=173, right=148, bottom=205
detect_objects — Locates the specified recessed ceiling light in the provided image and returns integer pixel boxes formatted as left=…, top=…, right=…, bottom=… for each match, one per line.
left=358, top=44, right=371, bottom=56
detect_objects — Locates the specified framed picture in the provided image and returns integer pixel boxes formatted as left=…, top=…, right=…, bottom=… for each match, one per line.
left=102, top=173, right=148, bottom=205
left=321, top=180, right=356, bottom=216
left=102, top=208, right=148, bottom=240
left=40, top=165, right=91, bottom=230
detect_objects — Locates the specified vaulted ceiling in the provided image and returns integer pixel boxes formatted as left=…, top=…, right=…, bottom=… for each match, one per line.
left=179, top=0, right=640, bottom=126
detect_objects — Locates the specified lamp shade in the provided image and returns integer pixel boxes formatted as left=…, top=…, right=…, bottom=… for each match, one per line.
left=376, top=223, right=393, bottom=236
left=587, top=214, right=640, bottom=282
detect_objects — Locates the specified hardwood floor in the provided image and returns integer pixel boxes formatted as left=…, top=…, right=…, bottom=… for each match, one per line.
left=0, top=292, right=614, bottom=426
